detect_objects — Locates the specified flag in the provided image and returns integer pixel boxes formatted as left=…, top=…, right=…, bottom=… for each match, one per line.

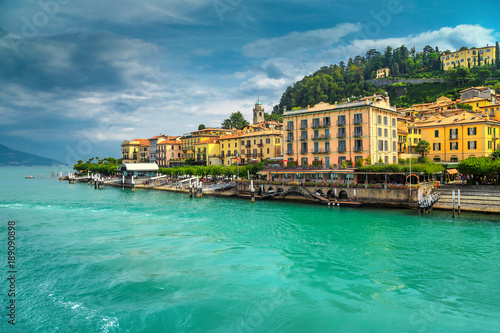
left=235, top=152, right=239, bottom=161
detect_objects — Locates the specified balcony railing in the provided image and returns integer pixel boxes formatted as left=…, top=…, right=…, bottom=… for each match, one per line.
left=353, top=131, right=363, bottom=137
left=337, top=132, right=346, bottom=138
left=311, top=121, right=321, bottom=128
left=286, top=125, right=294, bottom=131
left=245, top=144, right=251, bottom=148
left=300, top=149, right=309, bottom=154
left=286, top=137, right=294, bottom=142
left=300, top=123, right=308, bottom=129
left=313, top=149, right=330, bottom=154
left=354, top=146, right=363, bottom=152
left=300, top=136, right=308, bottom=141
left=450, top=134, right=458, bottom=140
left=257, top=143, right=263, bottom=147
left=286, top=150, right=294, bottom=155
left=353, top=118, right=362, bottom=125
left=337, top=147, right=346, bottom=153
left=337, top=120, right=346, bottom=126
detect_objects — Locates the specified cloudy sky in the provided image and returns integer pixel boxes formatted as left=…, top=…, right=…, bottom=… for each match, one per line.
left=1, top=0, right=499, bottom=164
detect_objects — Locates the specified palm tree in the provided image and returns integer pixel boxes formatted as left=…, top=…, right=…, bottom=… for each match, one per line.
left=415, top=140, right=430, bottom=158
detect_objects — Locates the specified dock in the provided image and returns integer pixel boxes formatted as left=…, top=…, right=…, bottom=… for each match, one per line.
left=311, top=193, right=363, bottom=207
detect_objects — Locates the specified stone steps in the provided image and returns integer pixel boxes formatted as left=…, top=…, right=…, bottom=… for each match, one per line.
left=431, top=185, right=500, bottom=213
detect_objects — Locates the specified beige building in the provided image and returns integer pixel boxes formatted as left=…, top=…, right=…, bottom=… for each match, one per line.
left=121, top=139, right=149, bottom=164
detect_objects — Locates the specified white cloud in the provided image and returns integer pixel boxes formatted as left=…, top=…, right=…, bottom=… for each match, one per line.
left=242, top=23, right=363, bottom=58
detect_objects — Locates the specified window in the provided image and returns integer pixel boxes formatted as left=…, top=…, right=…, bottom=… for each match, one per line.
left=378, top=115, right=382, bottom=124
left=301, top=157, right=308, bottom=166
left=354, top=140, right=362, bottom=151
left=266, top=138, right=270, bottom=144
left=323, top=117, right=331, bottom=126
left=468, top=141, right=476, bottom=150
left=409, top=129, right=412, bottom=134
left=450, top=128, right=458, bottom=139
left=312, top=118, right=320, bottom=127
left=353, top=113, right=362, bottom=124
left=354, top=127, right=363, bottom=136
left=488, top=141, right=492, bottom=149
left=384, top=116, right=388, bottom=125
left=338, top=140, right=346, bottom=152
left=300, top=119, right=308, bottom=129
left=313, top=129, right=319, bottom=139
left=287, top=143, right=293, bottom=154
left=313, top=142, right=319, bottom=153
left=393, top=130, right=396, bottom=138
left=378, top=140, right=384, bottom=151
left=339, top=156, right=346, bottom=164
left=385, top=156, right=389, bottom=164
left=450, top=142, right=458, bottom=150
left=433, top=143, right=441, bottom=151
left=467, top=127, right=477, bottom=136
left=287, top=121, right=294, bottom=130
left=414, top=138, right=418, bottom=144
left=393, top=141, right=396, bottom=151
left=301, top=142, right=308, bottom=154
left=325, top=129, right=330, bottom=138
left=338, top=127, right=346, bottom=137
left=301, top=131, right=307, bottom=140
left=392, top=118, right=396, bottom=127
left=384, top=129, right=388, bottom=137
left=325, top=141, right=330, bottom=152
left=378, top=128, right=382, bottom=136
left=287, top=132, right=294, bottom=141
left=384, top=140, right=388, bottom=151
left=434, top=130, right=439, bottom=138
left=337, top=115, right=346, bottom=126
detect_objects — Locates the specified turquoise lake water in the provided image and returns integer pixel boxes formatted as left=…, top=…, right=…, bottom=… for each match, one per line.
left=0, top=167, right=499, bottom=332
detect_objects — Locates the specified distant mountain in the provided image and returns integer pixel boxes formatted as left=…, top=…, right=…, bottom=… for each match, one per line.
left=0, top=144, right=65, bottom=166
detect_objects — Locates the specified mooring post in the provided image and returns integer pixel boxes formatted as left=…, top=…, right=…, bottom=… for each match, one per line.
left=251, top=179, right=255, bottom=203
left=131, top=176, right=135, bottom=192
left=458, top=189, right=461, bottom=215
left=452, top=190, right=455, bottom=218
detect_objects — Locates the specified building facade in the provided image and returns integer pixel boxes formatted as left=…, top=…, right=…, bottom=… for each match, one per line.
left=282, top=97, right=399, bottom=168
left=157, top=139, right=181, bottom=167
left=376, top=67, right=390, bottom=79
left=121, top=139, right=149, bottom=164
left=417, top=112, right=500, bottom=162
left=441, top=45, right=496, bottom=71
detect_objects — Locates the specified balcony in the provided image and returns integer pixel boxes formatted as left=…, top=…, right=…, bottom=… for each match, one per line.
left=398, top=139, right=406, bottom=143
left=313, top=149, right=330, bottom=154
left=353, top=131, right=363, bottom=137
left=300, top=136, right=308, bottom=141
left=312, top=135, right=321, bottom=140
left=300, top=149, right=309, bottom=154
left=257, top=143, right=263, bottom=147
left=337, top=120, right=346, bottom=126
left=245, top=144, right=251, bottom=148
left=286, top=125, right=294, bottom=131
left=337, top=147, right=346, bottom=153
left=323, top=121, right=331, bottom=127
left=311, top=121, right=321, bottom=128
left=286, top=150, right=294, bottom=155
left=449, top=134, right=459, bottom=140
left=300, top=123, right=308, bottom=129
left=353, top=118, right=362, bottom=125
left=337, top=132, right=346, bottom=138
left=354, top=146, right=363, bottom=152
left=286, top=137, right=294, bottom=142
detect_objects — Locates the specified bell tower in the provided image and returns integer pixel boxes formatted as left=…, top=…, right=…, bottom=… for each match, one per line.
left=253, top=99, right=265, bottom=124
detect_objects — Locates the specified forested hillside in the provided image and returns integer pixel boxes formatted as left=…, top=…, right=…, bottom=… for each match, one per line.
left=272, top=43, right=500, bottom=113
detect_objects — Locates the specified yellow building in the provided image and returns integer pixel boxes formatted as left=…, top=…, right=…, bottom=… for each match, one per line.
left=376, top=67, right=390, bottom=79
left=239, top=129, right=282, bottom=164
left=460, top=97, right=491, bottom=112
left=441, top=45, right=496, bottom=71
left=479, top=104, right=500, bottom=120
left=121, top=139, right=149, bottom=163
left=218, top=132, right=244, bottom=166
left=180, top=128, right=235, bottom=165
left=416, top=112, right=500, bottom=162
left=397, top=117, right=422, bottom=158
left=194, top=138, right=221, bottom=166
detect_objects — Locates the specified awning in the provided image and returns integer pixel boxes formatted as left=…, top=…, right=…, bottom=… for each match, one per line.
left=446, top=168, right=459, bottom=175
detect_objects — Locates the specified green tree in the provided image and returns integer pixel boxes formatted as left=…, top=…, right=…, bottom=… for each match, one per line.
left=477, top=69, right=491, bottom=84
left=456, top=67, right=469, bottom=85
left=221, top=111, right=249, bottom=130
left=392, top=63, right=400, bottom=77
left=415, top=140, right=430, bottom=157
left=496, top=41, right=500, bottom=69
left=198, top=124, right=206, bottom=130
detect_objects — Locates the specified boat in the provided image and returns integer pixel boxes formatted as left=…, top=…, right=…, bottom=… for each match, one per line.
left=26, top=175, right=35, bottom=179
